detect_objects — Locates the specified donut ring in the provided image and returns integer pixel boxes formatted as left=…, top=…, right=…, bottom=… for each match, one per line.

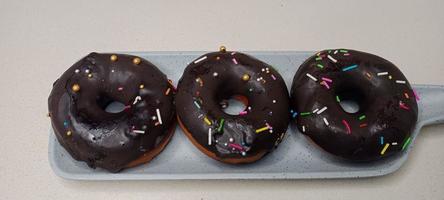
left=176, top=47, right=290, bottom=164
left=290, top=49, right=418, bottom=161
left=48, top=53, right=176, bottom=172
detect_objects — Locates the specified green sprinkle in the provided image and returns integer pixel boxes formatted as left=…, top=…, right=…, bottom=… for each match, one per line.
left=300, top=112, right=311, bottom=116
left=316, top=64, right=324, bottom=69
left=328, top=50, right=332, bottom=53
left=359, top=115, right=366, bottom=120
left=402, top=137, right=412, bottom=151
left=336, top=95, right=341, bottom=102
left=217, top=118, right=225, bottom=133
left=315, top=57, right=322, bottom=61
left=339, top=49, right=348, bottom=53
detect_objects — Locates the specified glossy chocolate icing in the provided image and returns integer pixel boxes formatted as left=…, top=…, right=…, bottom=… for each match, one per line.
left=48, top=53, right=175, bottom=172
left=176, top=50, right=290, bottom=162
left=290, top=49, right=418, bottom=161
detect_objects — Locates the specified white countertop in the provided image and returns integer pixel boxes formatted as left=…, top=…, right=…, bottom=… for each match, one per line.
left=1, top=0, right=443, bottom=199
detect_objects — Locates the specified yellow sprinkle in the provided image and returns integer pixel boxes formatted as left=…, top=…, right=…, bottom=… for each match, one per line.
left=204, top=117, right=212, bottom=125
left=255, top=126, right=269, bottom=133
left=66, top=131, right=72, bottom=136
left=388, top=75, right=392, bottom=80
left=380, top=143, right=390, bottom=155
left=139, top=84, right=144, bottom=89
left=88, top=73, right=93, bottom=78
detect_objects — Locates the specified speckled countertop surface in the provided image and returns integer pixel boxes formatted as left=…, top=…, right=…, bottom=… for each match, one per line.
left=0, top=0, right=443, bottom=199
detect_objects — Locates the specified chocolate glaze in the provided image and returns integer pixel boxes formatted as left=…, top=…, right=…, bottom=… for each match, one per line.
left=290, top=49, right=418, bottom=161
left=176, top=51, right=290, bottom=162
left=48, top=53, right=175, bottom=172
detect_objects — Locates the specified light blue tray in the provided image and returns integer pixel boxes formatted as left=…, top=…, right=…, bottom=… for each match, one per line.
left=48, top=51, right=444, bottom=180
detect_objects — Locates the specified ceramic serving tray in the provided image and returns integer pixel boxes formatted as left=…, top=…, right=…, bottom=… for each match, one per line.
left=48, top=51, right=444, bottom=180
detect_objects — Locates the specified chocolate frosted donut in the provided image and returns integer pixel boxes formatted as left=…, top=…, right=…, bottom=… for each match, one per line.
left=176, top=47, right=290, bottom=164
left=48, top=53, right=176, bottom=172
left=290, top=49, right=418, bottom=161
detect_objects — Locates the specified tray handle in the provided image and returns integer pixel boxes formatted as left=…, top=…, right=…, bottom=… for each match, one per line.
left=415, top=85, right=444, bottom=126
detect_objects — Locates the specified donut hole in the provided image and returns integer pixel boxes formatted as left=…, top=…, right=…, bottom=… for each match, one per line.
left=336, top=87, right=366, bottom=114
left=220, top=95, right=249, bottom=115
left=97, top=95, right=126, bottom=114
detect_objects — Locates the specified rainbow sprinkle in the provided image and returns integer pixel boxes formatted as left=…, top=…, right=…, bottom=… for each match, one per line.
left=208, top=128, right=212, bottom=145
left=336, top=95, right=341, bottom=102
left=402, top=137, right=412, bottom=150
left=327, top=55, right=337, bottom=63
left=380, top=136, right=384, bottom=145
left=316, top=64, right=324, bottom=69
left=300, top=112, right=311, bottom=116
left=342, top=119, right=351, bottom=134
left=218, top=119, right=225, bottom=132
left=156, top=108, right=163, bottom=125
left=306, top=73, right=317, bottom=82
left=232, top=58, right=238, bottom=64
left=193, top=100, right=201, bottom=109
left=342, top=64, right=358, bottom=72
left=204, top=117, right=212, bottom=125
left=359, top=115, right=366, bottom=120
left=194, top=56, right=207, bottom=64
left=323, top=117, right=329, bottom=126
left=380, top=143, right=390, bottom=155
left=255, top=126, right=270, bottom=133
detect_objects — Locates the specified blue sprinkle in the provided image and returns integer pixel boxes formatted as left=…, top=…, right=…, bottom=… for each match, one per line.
left=63, top=121, right=68, bottom=127
left=292, top=112, right=298, bottom=118
left=380, top=136, right=384, bottom=145
left=342, top=64, right=358, bottom=72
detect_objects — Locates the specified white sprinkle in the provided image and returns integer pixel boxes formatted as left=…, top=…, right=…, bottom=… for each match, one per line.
left=323, top=117, right=329, bottom=126
left=377, top=72, right=388, bottom=76
left=229, top=138, right=234, bottom=142
left=213, top=72, right=218, bottom=77
left=317, top=106, right=328, bottom=114
left=194, top=56, right=207, bottom=64
left=272, top=100, right=277, bottom=103
left=302, top=125, right=306, bottom=132
left=306, top=73, right=318, bottom=82
left=111, top=69, right=115, bottom=73
left=312, top=108, right=319, bottom=113
left=334, top=50, right=338, bottom=54
left=156, top=108, right=163, bottom=125
left=327, top=55, right=337, bottom=63
left=133, top=130, right=145, bottom=134
left=392, top=142, right=398, bottom=145
left=132, top=96, right=142, bottom=105
left=208, top=128, right=212, bottom=145
left=396, top=80, right=406, bottom=84
left=74, top=69, right=80, bottom=73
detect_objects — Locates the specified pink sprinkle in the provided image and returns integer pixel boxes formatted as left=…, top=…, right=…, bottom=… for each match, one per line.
left=321, top=81, right=330, bottom=89
left=321, top=77, right=333, bottom=83
left=118, top=87, right=123, bottom=91
left=239, top=111, right=248, bottom=115
left=399, top=101, right=410, bottom=110
left=271, top=74, right=276, bottom=80
left=232, top=58, right=238, bottom=64
left=229, top=143, right=243, bottom=151
left=124, top=105, right=131, bottom=110
left=413, top=90, right=420, bottom=101
left=342, top=119, right=351, bottom=134
left=344, top=53, right=350, bottom=56
left=231, top=52, right=236, bottom=55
